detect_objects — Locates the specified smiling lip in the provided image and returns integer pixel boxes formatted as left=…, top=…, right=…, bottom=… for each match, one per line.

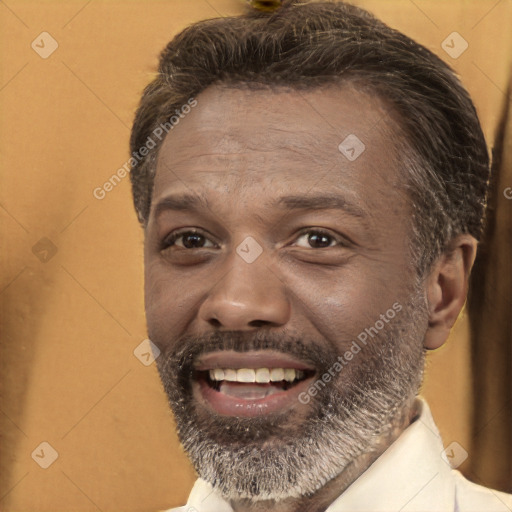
left=192, top=350, right=316, bottom=417
left=194, top=350, right=316, bottom=371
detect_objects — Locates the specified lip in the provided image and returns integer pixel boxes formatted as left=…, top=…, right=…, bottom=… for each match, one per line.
left=194, top=350, right=316, bottom=371
left=194, top=373, right=316, bottom=417
left=192, top=350, right=318, bottom=417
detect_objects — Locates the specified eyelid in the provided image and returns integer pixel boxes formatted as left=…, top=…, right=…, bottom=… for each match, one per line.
left=292, top=227, right=352, bottom=248
left=161, top=226, right=352, bottom=251
left=161, top=228, right=218, bottom=249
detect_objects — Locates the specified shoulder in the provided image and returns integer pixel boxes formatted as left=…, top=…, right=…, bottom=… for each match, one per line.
left=453, top=470, right=512, bottom=512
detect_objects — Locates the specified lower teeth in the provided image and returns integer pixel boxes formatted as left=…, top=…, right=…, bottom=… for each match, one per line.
left=215, top=381, right=294, bottom=399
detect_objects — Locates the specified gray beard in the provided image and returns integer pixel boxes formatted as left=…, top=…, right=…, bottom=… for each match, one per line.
left=155, top=287, right=428, bottom=501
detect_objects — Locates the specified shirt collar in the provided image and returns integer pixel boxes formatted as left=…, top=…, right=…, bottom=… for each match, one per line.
left=184, top=397, right=455, bottom=512
left=326, top=396, right=455, bottom=511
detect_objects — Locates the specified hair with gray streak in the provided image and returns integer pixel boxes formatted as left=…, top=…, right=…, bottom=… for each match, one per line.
left=130, top=0, right=490, bottom=276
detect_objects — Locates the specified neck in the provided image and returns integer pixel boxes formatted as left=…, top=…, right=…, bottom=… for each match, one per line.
left=230, top=400, right=419, bottom=512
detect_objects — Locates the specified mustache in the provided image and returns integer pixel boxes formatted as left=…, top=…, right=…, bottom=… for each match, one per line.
left=156, top=329, right=336, bottom=377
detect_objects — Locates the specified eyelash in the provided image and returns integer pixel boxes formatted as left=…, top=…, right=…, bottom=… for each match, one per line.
left=161, top=228, right=348, bottom=250
left=161, top=229, right=216, bottom=250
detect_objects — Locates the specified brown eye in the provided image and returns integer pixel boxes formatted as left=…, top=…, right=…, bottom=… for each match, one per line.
left=307, top=232, right=333, bottom=248
left=181, top=233, right=207, bottom=248
left=162, top=230, right=216, bottom=250
left=294, top=229, right=344, bottom=249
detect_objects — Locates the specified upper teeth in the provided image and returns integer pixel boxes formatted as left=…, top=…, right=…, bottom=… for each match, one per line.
left=208, top=368, right=305, bottom=383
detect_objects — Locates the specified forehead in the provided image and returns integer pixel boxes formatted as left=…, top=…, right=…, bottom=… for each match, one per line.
left=152, top=82, right=406, bottom=210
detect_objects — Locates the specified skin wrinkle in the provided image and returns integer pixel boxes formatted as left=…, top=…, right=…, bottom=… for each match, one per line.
left=152, top=114, right=405, bottom=242
left=167, top=132, right=332, bottom=161
left=144, top=84, right=434, bottom=512
left=152, top=192, right=376, bottom=248
left=151, top=165, right=397, bottom=252
left=165, top=152, right=332, bottom=188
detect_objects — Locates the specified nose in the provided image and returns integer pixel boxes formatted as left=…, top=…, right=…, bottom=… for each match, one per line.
left=197, top=250, right=291, bottom=330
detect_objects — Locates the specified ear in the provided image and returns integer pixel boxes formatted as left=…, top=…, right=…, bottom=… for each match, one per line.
left=423, top=234, right=478, bottom=350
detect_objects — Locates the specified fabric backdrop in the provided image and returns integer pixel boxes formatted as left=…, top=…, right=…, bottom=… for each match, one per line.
left=1, top=1, right=511, bottom=510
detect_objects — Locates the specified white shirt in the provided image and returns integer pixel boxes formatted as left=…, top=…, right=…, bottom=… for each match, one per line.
left=164, top=397, right=512, bottom=512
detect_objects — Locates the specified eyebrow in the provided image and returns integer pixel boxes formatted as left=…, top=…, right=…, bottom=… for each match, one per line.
left=152, top=193, right=207, bottom=219
left=274, top=194, right=367, bottom=219
left=152, top=192, right=367, bottom=220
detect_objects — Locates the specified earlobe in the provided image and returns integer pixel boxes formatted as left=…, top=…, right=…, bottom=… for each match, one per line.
left=423, top=235, right=478, bottom=350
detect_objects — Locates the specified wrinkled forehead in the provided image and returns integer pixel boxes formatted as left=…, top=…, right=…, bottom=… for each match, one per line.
left=152, top=82, right=408, bottom=208
left=160, top=83, right=399, bottom=158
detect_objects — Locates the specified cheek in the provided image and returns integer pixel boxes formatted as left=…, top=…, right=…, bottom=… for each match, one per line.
left=280, top=257, right=407, bottom=344
left=144, top=261, right=204, bottom=342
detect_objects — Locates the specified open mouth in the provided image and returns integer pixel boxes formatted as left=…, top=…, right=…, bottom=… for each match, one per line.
left=203, top=367, right=314, bottom=396
left=192, top=351, right=317, bottom=417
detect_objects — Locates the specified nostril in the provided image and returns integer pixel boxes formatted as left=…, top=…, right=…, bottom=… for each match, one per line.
left=248, top=320, right=271, bottom=328
left=209, top=318, right=222, bottom=327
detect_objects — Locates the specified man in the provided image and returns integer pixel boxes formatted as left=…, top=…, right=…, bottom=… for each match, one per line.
left=129, top=1, right=512, bottom=511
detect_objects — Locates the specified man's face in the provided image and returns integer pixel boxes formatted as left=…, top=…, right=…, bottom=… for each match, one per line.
left=144, top=84, right=429, bottom=499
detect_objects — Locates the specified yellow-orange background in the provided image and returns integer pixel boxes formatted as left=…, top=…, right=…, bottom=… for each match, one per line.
left=1, top=1, right=511, bottom=510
